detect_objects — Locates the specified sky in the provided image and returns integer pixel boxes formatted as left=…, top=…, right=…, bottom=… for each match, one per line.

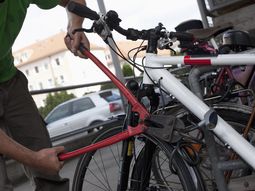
left=13, top=0, right=202, bottom=51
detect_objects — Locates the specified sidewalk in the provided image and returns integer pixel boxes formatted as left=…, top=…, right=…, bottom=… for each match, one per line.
left=14, top=158, right=78, bottom=191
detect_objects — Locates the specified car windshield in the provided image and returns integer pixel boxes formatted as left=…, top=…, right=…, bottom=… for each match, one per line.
left=99, top=91, right=120, bottom=102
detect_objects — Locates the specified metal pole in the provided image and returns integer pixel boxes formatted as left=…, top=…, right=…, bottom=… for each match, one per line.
left=196, top=0, right=210, bottom=28
left=96, top=0, right=125, bottom=84
left=196, top=0, right=218, bottom=48
left=96, top=0, right=128, bottom=108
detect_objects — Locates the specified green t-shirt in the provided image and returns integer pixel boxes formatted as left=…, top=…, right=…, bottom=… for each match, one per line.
left=0, top=0, right=60, bottom=82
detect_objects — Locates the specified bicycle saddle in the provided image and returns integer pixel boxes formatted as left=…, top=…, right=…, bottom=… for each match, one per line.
left=187, top=24, right=233, bottom=41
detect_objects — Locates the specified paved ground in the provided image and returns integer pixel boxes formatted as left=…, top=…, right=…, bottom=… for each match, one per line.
left=13, top=124, right=122, bottom=191
left=14, top=158, right=79, bottom=191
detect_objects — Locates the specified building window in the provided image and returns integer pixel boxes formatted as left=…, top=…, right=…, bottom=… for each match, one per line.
left=14, top=58, right=19, bottom=65
left=21, top=52, right=28, bottom=61
left=55, top=58, right=60, bottom=66
left=39, top=82, right=43, bottom=90
left=29, top=85, right=33, bottom=91
left=48, top=79, right=53, bottom=87
left=107, top=54, right=111, bottom=60
left=25, top=69, right=29, bottom=76
left=60, top=75, right=64, bottom=84
left=44, top=63, right=48, bottom=70
left=35, top=66, right=39, bottom=73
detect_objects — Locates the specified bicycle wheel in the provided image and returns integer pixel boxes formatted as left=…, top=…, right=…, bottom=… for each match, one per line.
left=130, top=133, right=206, bottom=191
left=172, top=103, right=254, bottom=191
left=72, top=125, right=205, bottom=191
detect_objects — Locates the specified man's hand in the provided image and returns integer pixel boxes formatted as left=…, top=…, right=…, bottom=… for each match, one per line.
left=0, top=129, right=65, bottom=175
left=33, top=146, right=65, bottom=175
left=64, top=30, right=90, bottom=58
left=61, top=0, right=90, bottom=58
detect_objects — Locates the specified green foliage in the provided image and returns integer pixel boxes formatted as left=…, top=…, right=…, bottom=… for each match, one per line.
left=122, top=63, right=134, bottom=77
left=100, top=83, right=116, bottom=90
left=83, top=91, right=95, bottom=96
left=100, top=63, right=134, bottom=90
left=38, top=91, right=75, bottom=118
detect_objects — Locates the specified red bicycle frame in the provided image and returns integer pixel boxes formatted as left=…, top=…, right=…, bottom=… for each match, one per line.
left=212, top=66, right=234, bottom=94
left=59, top=48, right=150, bottom=161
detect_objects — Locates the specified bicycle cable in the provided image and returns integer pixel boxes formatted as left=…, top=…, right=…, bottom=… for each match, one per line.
left=106, top=36, right=144, bottom=73
left=158, top=77, right=166, bottom=113
left=105, top=35, right=172, bottom=100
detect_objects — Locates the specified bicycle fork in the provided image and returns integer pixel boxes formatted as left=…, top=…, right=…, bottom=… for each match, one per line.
left=117, top=81, right=161, bottom=191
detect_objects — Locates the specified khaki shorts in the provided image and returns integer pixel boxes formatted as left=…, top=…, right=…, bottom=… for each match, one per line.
left=0, top=70, right=69, bottom=191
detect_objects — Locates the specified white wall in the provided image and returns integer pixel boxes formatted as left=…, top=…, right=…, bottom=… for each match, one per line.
left=18, top=49, right=111, bottom=108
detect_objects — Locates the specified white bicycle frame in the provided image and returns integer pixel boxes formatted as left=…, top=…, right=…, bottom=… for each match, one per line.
left=65, top=0, right=255, bottom=169
left=143, top=53, right=255, bottom=169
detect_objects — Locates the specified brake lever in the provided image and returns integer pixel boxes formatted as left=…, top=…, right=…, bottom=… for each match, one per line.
left=92, top=15, right=113, bottom=41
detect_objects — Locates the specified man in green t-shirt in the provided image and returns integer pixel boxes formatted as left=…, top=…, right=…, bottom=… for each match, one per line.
left=0, top=0, right=90, bottom=190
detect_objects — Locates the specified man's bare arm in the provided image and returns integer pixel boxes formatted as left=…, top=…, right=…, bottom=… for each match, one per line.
left=0, top=129, right=64, bottom=175
left=60, top=0, right=90, bottom=57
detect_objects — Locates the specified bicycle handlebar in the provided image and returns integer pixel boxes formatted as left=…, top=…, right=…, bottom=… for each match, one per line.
left=68, top=1, right=100, bottom=20
left=67, top=1, right=194, bottom=49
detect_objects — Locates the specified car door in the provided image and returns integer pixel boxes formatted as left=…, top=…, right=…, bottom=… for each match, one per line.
left=46, top=102, right=73, bottom=138
left=67, top=97, right=96, bottom=131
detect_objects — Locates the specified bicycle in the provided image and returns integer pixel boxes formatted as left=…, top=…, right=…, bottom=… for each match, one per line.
left=58, top=2, right=255, bottom=191
left=153, top=21, right=255, bottom=190
left=171, top=23, right=255, bottom=190
left=145, top=25, right=255, bottom=190
left=188, top=31, right=255, bottom=105
left=171, top=19, right=254, bottom=105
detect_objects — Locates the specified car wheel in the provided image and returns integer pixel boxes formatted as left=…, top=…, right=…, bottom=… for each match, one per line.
left=88, top=120, right=103, bottom=133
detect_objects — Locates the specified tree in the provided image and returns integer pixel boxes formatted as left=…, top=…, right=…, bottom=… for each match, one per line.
left=100, top=63, right=134, bottom=91
left=38, top=91, right=75, bottom=118
left=122, top=63, right=134, bottom=77
left=100, top=83, right=116, bottom=90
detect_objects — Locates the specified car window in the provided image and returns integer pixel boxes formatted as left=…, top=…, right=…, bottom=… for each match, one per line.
left=72, top=97, right=95, bottom=114
left=99, top=91, right=120, bottom=102
left=46, top=103, right=71, bottom=123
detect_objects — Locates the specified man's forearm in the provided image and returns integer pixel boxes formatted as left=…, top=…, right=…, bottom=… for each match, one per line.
left=0, top=129, right=35, bottom=166
left=59, top=0, right=86, bottom=32
left=59, top=0, right=86, bottom=8
left=61, top=0, right=90, bottom=56
left=0, top=129, right=65, bottom=175
left=67, top=0, right=86, bottom=33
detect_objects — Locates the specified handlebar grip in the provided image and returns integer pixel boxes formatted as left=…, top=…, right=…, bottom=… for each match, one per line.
left=67, top=1, right=100, bottom=20
left=170, top=32, right=194, bottom=41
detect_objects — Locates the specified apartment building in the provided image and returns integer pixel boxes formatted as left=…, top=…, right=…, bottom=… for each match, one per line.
left=14, top=32, right=172, bottom=108
left=14, top=32, right=109, bottom=107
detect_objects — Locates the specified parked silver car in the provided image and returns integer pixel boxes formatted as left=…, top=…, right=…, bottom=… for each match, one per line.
left=45, top=89, right=124, bottom=138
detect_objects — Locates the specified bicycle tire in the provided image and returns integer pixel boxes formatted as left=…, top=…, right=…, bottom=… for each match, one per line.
left=130, top=133, right=206, bottom=191
left=172, top=103, right=254, bottom=190
left=72, top=125, right=205, bottom=191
